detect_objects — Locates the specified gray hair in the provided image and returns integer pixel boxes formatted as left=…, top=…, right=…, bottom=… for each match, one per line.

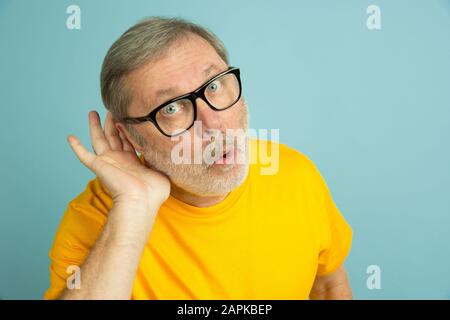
left=100, top=16, right=229, bottom=146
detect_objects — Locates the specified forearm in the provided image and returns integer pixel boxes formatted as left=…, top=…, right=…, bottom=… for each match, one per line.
left=309, top=282, right=353, bottom=300
left=59, top=201, right=158, bottom=300
left=309, top=266, right=353, bottom=300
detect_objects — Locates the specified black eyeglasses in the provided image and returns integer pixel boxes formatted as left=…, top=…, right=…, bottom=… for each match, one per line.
left=121, top=66, right=242, bottom=137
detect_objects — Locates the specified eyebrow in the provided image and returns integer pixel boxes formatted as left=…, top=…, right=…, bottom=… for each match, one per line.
left=149, top=64, right=223, bottom=108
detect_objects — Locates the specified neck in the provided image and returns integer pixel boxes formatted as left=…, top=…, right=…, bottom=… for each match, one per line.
left=169, top=183, right=228, bottom=207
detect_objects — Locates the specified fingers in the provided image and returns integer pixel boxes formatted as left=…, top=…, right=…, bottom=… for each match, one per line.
left=67, top=135, right=96, bottom=171
left=89, top=111, right=111, bottom=155
left=104, top=111, right=123, bottom=151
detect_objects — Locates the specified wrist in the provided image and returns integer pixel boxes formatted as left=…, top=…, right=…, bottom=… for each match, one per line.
left=113, top=191, right=167, bottom=211
left=102, top=212, right=155, bottom=249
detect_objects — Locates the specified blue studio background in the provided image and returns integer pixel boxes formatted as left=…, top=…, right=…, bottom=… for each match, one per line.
left=1, top=0, right=449, bottom=299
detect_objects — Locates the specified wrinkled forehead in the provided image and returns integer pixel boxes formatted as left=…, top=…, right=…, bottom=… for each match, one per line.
left=125, top=34, right=228, bottom=115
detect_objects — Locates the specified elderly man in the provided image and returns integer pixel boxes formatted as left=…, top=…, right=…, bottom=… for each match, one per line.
left=45, top=17, right=353, bottom=300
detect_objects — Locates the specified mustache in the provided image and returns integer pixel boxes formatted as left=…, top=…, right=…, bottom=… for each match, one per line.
left=202, top=133, right=248, bottom=165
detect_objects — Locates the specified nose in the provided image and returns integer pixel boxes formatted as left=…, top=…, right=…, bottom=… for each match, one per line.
left=195, top=97, right=224, bottom=132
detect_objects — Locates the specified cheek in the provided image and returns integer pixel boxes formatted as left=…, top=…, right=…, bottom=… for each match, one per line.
left=139, top=127, right=172, bottom=152
left=229, top=101, right=248, bottom=126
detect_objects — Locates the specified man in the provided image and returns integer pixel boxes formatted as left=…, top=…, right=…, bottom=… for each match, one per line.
left=45, top=17, right=353, bottom=300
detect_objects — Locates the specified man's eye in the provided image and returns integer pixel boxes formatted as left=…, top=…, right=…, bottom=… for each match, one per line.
left=161, top=103, right=181, bottom=115
left=207, top=80, right=221, bottom=93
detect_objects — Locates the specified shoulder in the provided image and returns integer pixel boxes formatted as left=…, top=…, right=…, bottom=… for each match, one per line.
left=52, top=177, right=112, bottom=251
left=65, top=177, right=112, bottom=222
left=45, top=177, right=112, bottom=299
left=249, top=138, right=321, bottom=183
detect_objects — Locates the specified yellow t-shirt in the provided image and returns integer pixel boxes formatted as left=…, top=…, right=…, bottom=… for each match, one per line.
left=44, top=139, right=352, bottom=299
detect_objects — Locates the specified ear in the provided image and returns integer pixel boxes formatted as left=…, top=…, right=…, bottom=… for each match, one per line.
left=115, top=122, right=145, bottom=153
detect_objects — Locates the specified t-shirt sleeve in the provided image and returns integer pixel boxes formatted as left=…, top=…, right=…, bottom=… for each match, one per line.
left=44, top=178, right=110, bottom=299
left=308, top=159, right=353, bottom=277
